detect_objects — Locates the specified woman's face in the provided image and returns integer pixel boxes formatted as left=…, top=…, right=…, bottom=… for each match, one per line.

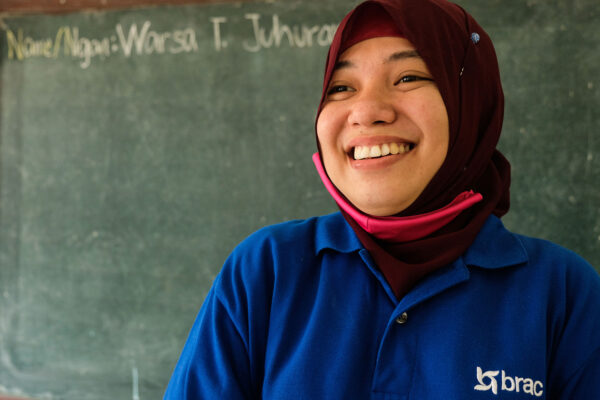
left=317, top=36, right=449, bottom=216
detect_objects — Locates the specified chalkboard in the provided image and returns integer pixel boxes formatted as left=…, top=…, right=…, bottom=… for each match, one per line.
left=0, top=0, right=598, bottom=399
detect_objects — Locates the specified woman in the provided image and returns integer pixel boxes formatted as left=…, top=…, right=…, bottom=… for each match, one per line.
left=165, top=0, right=600, bottom=398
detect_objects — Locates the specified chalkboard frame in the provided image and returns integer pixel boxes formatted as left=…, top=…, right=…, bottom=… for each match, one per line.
left=0, top=0, right=598, bottom=398
left=0, top=0, right=244, bottom=15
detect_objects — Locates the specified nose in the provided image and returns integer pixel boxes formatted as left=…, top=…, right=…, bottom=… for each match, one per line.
left=348, top=87, right=397, bottom=127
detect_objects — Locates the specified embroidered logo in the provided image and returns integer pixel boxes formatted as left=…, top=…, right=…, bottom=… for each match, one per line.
left=474, top=366, right=544, bottom=397
left=474, top=367, right=499, bottom=394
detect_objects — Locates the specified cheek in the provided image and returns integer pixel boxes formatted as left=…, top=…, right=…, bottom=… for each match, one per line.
left=315, top=115, right=327, bottom=146
left=419, top=93, right=450, bottom=152
left=316, top=106, right=342, bottom=150
left=432, top=91, right=450, bottom=132
left=433, top=105, right=450, bottom=156
left=416, top=92, right=448, bottom=128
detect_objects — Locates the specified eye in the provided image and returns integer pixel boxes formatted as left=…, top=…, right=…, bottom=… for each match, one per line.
left=393, top=74, right=435, bottom=92
left=327, top=85, right=352, bottom=95
left=395, top=75, right=434, bottom=85
left=324, top=84, right=356, bottom=101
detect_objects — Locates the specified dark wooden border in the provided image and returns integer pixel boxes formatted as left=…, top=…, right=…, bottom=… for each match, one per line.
left=0, top=396, right=34, bottom=400
left=0, top=0, right=244, bottom=15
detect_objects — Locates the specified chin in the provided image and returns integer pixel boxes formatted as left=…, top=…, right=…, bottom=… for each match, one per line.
left=354, top=200, right=411, bottom=217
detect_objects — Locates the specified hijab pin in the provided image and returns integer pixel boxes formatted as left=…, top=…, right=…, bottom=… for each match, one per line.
left=471, top=32, right=480, bottom=44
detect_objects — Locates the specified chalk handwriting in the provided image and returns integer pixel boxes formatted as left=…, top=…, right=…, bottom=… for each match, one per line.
left=211, top=17, right=228, bottom=51
left=242, top=14, right=336, bottom=52
left=6, top=22, right=197, bottom=68
left=3, top=13, right=336, bottom=69
left=115, top=21, right=198, bottom=57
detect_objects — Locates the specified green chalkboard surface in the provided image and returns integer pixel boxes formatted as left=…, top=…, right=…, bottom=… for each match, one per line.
left=0, top=0, right=598, bottom=398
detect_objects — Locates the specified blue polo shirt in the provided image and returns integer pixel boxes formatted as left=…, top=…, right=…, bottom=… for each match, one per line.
left=164, top=213, right=600, bottom=399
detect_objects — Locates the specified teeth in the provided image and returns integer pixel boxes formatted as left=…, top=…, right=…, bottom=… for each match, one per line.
left=354, top=146, right=369, bottom=159
left=381, top=143, right=390, bottom=156
left=353, top=143, right=412, bottom=160
left=369, top=146, right=381, bottom=158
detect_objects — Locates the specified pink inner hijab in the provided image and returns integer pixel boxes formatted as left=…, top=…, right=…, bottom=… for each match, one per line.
left=313, top=153, right=483, bottom=242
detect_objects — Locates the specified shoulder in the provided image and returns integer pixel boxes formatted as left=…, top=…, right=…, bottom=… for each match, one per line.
left=230, top=211, right=359, bottom=261
left=516, top=233, right=600, bottom=344
left=214, top=212, right=354, bottom=298
left=512, top=229, right=599, bottom=290
left=233, top=212, right=342, bottom=255
left=511, top=232, right=600, bottom=324
left=467, top=215, right=600, bottom=331
left=510, top=233, right=600, bottom=394
left=470, top=215, right=598, bottom=286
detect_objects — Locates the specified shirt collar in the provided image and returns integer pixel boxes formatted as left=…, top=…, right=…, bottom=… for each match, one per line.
left=315, top=212, right=528, bottom=270
left=461, top=215, right=529, bottom=269
left=314, top=212, right=363, bottom=255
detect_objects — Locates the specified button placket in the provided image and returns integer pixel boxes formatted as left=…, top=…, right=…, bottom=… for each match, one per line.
left=372, top=310, right=416, bottom=396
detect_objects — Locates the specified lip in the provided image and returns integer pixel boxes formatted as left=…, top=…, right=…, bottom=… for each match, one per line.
left=344, top=135, right=416, bottom=154
left=349, top=152, right=408, bottom=170
left=347, top=141, right=415, bottom=170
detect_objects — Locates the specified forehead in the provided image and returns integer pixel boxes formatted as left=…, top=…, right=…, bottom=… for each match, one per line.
left=334, top=36, right=424, bottom=70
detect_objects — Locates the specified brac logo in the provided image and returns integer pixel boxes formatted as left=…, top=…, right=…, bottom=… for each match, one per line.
left=474, top=366, right=543, bottom=397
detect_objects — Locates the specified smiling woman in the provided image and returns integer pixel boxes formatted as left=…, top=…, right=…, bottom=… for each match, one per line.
left=164, top=1, right=600, bottom=399
left=317, top=36, right=449, bottom=217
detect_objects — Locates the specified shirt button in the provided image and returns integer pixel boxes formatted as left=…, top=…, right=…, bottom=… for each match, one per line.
left=395, top=312, right=408, bottom=324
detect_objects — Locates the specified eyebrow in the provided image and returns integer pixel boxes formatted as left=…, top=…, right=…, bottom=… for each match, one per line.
left=333, top=50, right=422, bottom=71
left=386, top=50, right=421, bottom=63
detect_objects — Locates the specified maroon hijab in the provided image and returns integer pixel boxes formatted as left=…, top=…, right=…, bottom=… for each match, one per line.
left=315, top=0, right=511, bottom=299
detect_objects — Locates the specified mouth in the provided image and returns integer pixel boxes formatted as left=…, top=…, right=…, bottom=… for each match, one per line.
left=350, top=142, right=415, bottom=160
